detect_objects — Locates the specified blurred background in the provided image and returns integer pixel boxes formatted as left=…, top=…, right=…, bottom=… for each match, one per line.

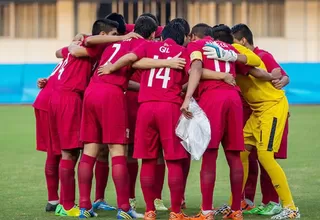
left=0, top=0, right=319, bottom=104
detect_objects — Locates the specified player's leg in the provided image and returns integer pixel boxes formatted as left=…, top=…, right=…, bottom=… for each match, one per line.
left=256, top=100, right=299, bottom=219
left=92, top=145, right=116, bottom=211
left=154, top=150, right=168, bottom=211
left=181, top=154, right=191, bottom=209
left=127, top=143, right=139, bottom=210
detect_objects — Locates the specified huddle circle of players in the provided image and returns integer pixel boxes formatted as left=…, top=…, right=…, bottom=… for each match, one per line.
left=34, top=12, right=300, bottom=220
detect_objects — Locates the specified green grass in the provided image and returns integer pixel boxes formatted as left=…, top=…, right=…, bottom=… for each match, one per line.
left=0, top=105, right=319, bottom=220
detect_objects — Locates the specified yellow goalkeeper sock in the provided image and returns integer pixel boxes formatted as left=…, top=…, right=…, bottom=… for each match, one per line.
left=258, top=150, right=296, bottom=210
left=229, top=150, right=251, bottom=205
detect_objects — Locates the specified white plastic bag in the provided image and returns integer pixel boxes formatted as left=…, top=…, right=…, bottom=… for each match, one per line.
left=175, top=98, right=211, bottom=160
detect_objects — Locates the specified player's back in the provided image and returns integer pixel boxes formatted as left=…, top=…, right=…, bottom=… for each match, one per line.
left=137, top=39, right=186, bottom=104
left=91, top=38, right=146, bottom=90
left=188, top=37, right=238, bottom=94
left=54, top=45, right=96, bottom=95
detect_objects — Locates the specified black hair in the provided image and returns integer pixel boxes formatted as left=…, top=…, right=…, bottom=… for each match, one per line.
left=161, top=22, right=185, bottom=46
left=170, top=18, right=190, bottom=37
left=92, top=19, right=119, bottom=35
left=231, top=23, right=254, bottom=45
left=134, top=16, right=158, bottom=39
left=211, top=24, right=234, bottom=44
left=190, top=23, right=212, bottom=39
left=140, top=13, right=159, bottom=26
left=105, top=13, right=126, bottom=34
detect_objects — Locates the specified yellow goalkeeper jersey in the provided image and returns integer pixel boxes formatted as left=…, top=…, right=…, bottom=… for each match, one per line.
left=232, top=43, right=285, bottom=113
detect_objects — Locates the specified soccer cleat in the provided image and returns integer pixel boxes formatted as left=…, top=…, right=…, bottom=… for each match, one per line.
left=79, top=208, right=98, bottom=218
left=271, top=208, right=300, bottom=219
left=117, top=208, right=144, bottom=219
left=129, top=198, right=137, bottom=210
left=154, top=198, right=168, bottom=211
left=244, top=204, right=265, bottom=214
left=45, top=202, right=58, bottom=212
left=190, top=211, right=214, bottom=220
left=169, top=212, right=190, bottom=220
left=241, top=199, right=254, bottom=213
left=144, top=211, right=157, bottom=220
left=258, top=202, right=282, bottom=216
left=214, top=204, right=231, bottom=216
left=223, top=210, right=243, bottom=220
left=55, top=204, right=80, bottom=217
left=92, top=199, right=116, bottom=211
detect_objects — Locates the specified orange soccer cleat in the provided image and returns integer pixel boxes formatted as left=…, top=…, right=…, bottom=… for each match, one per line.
left=190, top=211, right=214, bottom=220
left=144, top=211, right=157, bottom=220
left=241, top=200, right=254, bottom=211
left=223, top=210, right=243, bottom=220
left=169, top=212, right=190, bottom=220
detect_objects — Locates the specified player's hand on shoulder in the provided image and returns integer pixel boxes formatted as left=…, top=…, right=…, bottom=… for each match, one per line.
left=37, top=78, right=48, bottom=89
left=122, top=32, right=143, bottom=40
left=98, top=62, right=113, bottom=76
left=168, top=57, right=186, bottom=69
left=180, top=98, right=193, bottom=119
left=223, top=73, right=236, bottom=86
left=73, top=33, right=86, bottom=42
left=203, top=42, right=237, bottom=62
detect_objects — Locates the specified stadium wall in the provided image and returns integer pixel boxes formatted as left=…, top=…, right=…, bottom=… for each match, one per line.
left=0, top=63, right=319, bottom=105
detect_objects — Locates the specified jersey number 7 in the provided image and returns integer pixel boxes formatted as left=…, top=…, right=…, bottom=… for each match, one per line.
left=148, top=55, right=172, bottom=89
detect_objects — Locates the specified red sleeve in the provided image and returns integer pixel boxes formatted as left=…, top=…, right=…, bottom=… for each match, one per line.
left=61, top=47, right=69, bottom=59
left=131, top=41, right=148, bottom=59
left=236, top=62, right=252, bottom=76
left=155, top=26, right=164, bottom=38
left=125, top=24, right=135, bottom=34
left=259, top=52, right=287, bottom=76
left=86, top=44, right=106, bottom=59
left=186, top=41, right=203, bottom=65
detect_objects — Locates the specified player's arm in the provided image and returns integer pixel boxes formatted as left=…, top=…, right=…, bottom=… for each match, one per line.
left=68, top=42, right=90, bottom=58
left=232, top=43, right=261, bottom=67
left=85, top=32, right=142, bottom=46
left=248, top=67, right=282, bottom=81
left=132, top=57, right=186, bottom=70
left=128, top=80, right=140, bottom=91
left=202, top=69, right=236, bottom=86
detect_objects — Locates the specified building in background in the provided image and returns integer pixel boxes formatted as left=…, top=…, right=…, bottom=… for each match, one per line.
left=0, top=0, right=320, bottom=63
left=0, top=0, right=319, bottom=104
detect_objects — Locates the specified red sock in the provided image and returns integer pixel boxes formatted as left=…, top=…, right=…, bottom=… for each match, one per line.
left=225, top=150, right=243, bottom=211
left=201, top=149, right=218, bottom=211
left=45, top=152, right=61, bottom=202
left=78, top=154, right=96, bottom=209
left=260, top=163, right=279, bottom=204
left=140, top=159, right=157, bottom=211
left=112, top=156, right=130, bottom=211
left=95, top=160, right=109, bottom=201
left=154, top=163, right=165, bottom=199
left=181, top=156, right=191, bottom=202
left=167, top=160, right=184, bottom=213
left=244, top=150, right=259, bottom=203
left=59, top=159, right=76, bottom=210
left=127, top=161, right=138, bottom=199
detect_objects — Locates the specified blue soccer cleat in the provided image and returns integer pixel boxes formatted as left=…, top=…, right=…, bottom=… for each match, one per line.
left=79, top=208, right=98, bottom=218
left=92, top=199, right=116, bottom=211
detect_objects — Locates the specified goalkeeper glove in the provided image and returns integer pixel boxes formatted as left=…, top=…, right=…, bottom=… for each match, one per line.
left=203, top=42, right=238, bottom=62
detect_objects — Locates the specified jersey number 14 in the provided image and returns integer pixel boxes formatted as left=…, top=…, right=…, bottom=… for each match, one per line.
left=148, top=55, right=171, bottom=89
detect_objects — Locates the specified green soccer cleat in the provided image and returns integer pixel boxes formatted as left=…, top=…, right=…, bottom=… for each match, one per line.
left=244, top=204, right=265, bottom=214
left=154, top=198, right=168, bottom=211
left=258, top=202, right=282, bottom=216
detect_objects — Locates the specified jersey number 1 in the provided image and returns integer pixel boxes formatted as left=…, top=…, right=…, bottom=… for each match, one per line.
left=148, top=55, right=171, bottom=89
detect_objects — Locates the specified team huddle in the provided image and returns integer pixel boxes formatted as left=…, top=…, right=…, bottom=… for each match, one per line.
left=33, top=12, right=300, bottom=220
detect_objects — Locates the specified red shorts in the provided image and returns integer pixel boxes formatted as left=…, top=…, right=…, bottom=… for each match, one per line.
left=49, top=91, right=83, bottom=155
left=133, top=102, right=188, bottom=161
left=126, top=91, right=139, bottom=144
left=80, top=83, right=129, bottom=144
left=275, top=116, right=289, bottom=159
left=34, top=108, right=51, bottom=152
left=198, top=89, right=244, bottom=151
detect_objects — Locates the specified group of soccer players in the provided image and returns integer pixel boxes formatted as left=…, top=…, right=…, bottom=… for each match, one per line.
left=33, top=11, right=300, bottom=220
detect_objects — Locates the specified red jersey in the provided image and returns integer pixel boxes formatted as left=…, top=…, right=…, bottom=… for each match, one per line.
left=187, top=36, right=249, bottom=95
left=91, top=38, right=146, bottom=90
left=130, top=70, right=142, bottom=83
left=254, top=47, right=287, bottom=76
left=132, top=38, right=187, bottom=104
left=54, top=38, right=104, bottom=94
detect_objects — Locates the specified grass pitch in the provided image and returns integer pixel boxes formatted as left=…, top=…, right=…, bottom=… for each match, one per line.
left=0, top=106, right=319, bottom=220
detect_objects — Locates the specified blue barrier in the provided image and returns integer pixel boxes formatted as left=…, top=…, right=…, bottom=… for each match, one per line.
left=0, top=63, right=319, bottom=104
